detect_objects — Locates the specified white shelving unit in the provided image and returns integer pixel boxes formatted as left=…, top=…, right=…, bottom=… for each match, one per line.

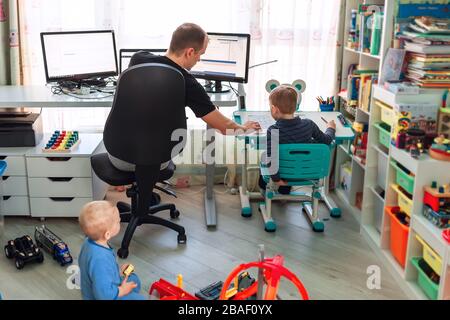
left=335, top=0, right=394, bottom=216
left=361, top=85, right=450, bottom=300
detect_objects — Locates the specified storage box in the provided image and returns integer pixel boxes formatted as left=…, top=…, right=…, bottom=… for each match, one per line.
left=377, top=101, right=394, bottom=126
left=416, top=235, right=443, bottom=276
left=411, top=257, right=439, bottom=300
left=377, top=152, right=388, bottom=190
left=391, top=161, right=415, bottom=194
left=422, top=205, right=450, bottom=229
left=340, top=162, right=352, bottom=199
left=392, top=184, right=413, bottom=217
left=386, top=206, right=409, bottom=268
left=374, top=122, right=391, bottom=148
left=373, top=188, right=384, bottom=233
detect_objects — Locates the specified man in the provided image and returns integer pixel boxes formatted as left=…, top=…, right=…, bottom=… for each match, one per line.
left=110, top=23, right=260, bottom=172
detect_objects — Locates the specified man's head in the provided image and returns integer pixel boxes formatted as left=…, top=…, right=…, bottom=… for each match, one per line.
left=79, top=201, right=120, bottom=242
left=168, top=23, right=208, bottom=70
left=269, top=85, right=298, bottom=120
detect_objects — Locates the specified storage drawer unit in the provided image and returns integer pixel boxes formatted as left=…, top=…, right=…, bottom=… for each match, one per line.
left=374, top=123, right=391, bottom=149
left=416, top=235, right=443, bottom=276
left=392, top=184, right=413, bottom=217
left=0, top=156, right=26, bottom=176
left=28, top=177, right=93, bottom=198
left=391, top=161, right=415, bottom=194
left=30, top=197, right=93, bottom=218
left=1, top=196, right=30, bottom=216
left=26, top=157, right=91, bottom=178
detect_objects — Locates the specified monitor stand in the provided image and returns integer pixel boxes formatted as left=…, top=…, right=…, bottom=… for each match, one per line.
left=204, top=80, right=230, bottom=94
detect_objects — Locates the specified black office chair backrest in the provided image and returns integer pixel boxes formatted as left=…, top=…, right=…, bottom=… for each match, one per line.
left=104, top=63, right=187, bottom=166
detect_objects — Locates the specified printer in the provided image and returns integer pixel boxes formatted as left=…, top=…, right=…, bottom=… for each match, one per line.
left=0, top=112, right=43, bottom=147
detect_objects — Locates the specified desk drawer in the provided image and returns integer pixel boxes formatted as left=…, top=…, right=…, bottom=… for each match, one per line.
left=0, top=156, right=26, bottom=176
left=30, top=197, right=92, bottom=217
left=28, top=177, right=92, bottom=197
left=1, top=196, right=30, bottom=216
left=27, top=157, right=91, bottom=177
left=2, top=176, right=28, bottom=196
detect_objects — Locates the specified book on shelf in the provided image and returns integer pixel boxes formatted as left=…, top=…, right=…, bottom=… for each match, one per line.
left=413, top=16, right=450, bottom=34
left=379, top=48, right=407, bottom=85
left=404, top=42, right=450, bottom=54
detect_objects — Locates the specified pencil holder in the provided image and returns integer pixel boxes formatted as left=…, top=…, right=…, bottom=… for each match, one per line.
left=319, top=103, right=335, bottom=112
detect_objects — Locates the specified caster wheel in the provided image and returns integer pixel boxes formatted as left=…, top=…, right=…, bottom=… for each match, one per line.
left=117, top=248, right=129, bottom=259
left=170, top=209, right=180, bottom=219
left=264, top=221, right=277, bottom=233
left=37, top=253, right=44, bottom=263
left=177, top=234, right=187, bottom=244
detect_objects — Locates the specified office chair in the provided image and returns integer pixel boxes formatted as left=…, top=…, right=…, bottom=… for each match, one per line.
left=91, top=63, right=187, bottom=259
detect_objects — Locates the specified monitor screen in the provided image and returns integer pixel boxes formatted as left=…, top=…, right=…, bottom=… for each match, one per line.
left=190, top=32, right=250, bottom=84
left=41, top=30, right=118, bottom=83
left=119, top=49, right=166, bottom=73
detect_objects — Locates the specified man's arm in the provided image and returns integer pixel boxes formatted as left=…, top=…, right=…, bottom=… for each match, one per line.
left=202, top=109, right=260, bottom=135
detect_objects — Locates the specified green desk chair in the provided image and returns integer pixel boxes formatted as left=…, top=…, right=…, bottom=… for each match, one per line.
left=258, top=144, right=331, bottom=233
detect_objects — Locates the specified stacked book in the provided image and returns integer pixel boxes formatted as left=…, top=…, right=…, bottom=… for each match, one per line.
left=400, top=17, right=450, bottom=88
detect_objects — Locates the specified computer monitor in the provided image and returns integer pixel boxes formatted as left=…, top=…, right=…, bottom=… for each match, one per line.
left=190, top=32, right=251, bottom=93
left=119, top=49, right=166, bottom=73
left=40, top=30, right=118, bottom=84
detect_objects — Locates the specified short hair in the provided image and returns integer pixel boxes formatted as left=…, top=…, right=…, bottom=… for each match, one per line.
left=79, top=201, right=116, bottom=241
left=269, top=85, right=298, bottom=114
left=169, top=23, right=207, bottom=55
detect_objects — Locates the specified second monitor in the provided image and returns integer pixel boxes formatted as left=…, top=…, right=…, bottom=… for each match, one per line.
left=190, top=32, right=251, bottom=93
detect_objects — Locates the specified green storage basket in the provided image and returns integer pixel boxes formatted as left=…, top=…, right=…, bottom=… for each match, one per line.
left=391, top=161, right=415, bottom=194
left=374, top=122, right=391, bottom=149
left=411, top=257, right=439, bottom=300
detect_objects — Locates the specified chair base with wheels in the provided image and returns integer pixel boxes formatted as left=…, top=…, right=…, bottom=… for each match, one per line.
left=91, top=153, right=186, bottom=259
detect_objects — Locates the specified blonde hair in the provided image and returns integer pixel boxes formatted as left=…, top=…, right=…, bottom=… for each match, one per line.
left=269, top=85, right=298, bottom=114
left=79, top=201, right=116, bottom=241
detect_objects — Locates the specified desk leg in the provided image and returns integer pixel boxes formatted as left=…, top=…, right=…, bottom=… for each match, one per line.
left=322, top=145, right=341, bottom=218
left=239, top=143, right=252, bottom=217
left=205, top=124, right=217, bottom=228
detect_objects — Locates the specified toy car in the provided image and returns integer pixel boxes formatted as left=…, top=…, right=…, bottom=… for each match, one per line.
left=35, top=226, right=72, bottom=266
left=4, top=235, right=44, bottom=269
left=123, top=264, right=134, bottom=277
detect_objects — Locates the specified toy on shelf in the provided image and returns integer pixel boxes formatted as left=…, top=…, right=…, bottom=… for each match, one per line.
left=429, top=135, right=450, bottom=162
left=351, top=122, right=368, bottom=164
left=43, top=130, right=80, bottom=153
left=423, top=182, right=450, bottom=229
left=437, top=108, right=449, bottom=138
left=4, top=235, right=44, bottom=269
left=443, top=229, right=450, bottom=244
left=34, top=225, right=72, bottom=266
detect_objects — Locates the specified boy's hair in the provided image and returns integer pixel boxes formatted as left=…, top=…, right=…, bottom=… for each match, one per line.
left=269, top=85, right=298, bottom=114
left=169, top=23, right=207, bottom=55
left=79, top=201, right=115, bottom=241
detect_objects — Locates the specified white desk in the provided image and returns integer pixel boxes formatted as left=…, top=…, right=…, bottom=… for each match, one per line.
left=0, top=85, right=237, bottom=224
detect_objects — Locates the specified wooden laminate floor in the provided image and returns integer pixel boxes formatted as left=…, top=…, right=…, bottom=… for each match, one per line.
left=0, top=186, right=408, bottom=300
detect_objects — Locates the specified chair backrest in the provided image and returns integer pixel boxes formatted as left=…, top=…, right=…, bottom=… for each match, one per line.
left=278, top=144, right=330, bottom=181
left=104, top=63, right=187, bottom=166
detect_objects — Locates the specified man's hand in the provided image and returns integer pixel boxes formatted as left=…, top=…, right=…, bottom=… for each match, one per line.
left=327, top=120, right=336, bottom=130
left=118, top=275, right=138, bottom=297
left=242, top=121, right=261, bottom=131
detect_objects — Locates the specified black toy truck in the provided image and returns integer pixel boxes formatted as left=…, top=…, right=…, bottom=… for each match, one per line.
left=4, top=235, right=44, bottom=269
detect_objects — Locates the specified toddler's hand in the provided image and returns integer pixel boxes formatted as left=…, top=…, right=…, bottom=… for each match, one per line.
left=118, top=275, right=138, bottom=297
left=327, top=120, right=336, bottom=130
left=120, top=264, right=130, bottom=275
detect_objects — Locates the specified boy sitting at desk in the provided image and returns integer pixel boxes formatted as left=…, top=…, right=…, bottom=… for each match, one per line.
left=78, top=201, right=146, bottom=300
left=259, top=85, right=336, bottom=195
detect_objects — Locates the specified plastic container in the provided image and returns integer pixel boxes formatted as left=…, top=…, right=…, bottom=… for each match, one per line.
left=392, top=184, right=413, bottom=217
left=415, top=235, right=442, bottom=276
left=374, top=122, right=391, bottom=148
left=386, top=206, right=409, bottom=268
left=372, top=188, right=384, bottom=233
left=422, top=205, right=450, bottom=229
left=377, top=152, right=388, bottom=190
left=391, top=161, right=415, bottom=194
left=378, top=102, right=394, bottom=126
left=370, top=12, right=383, bottom=56
left=319, top=103, right=335, bottom=112
left=411, top=257, right=439, bottom=300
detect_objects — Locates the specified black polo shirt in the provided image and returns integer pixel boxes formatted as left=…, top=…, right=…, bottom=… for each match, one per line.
left=129, top=51, right=216, bottom=118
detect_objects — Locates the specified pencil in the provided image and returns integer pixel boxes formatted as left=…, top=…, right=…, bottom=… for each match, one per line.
left=321, top=116, right=328, bottom=124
